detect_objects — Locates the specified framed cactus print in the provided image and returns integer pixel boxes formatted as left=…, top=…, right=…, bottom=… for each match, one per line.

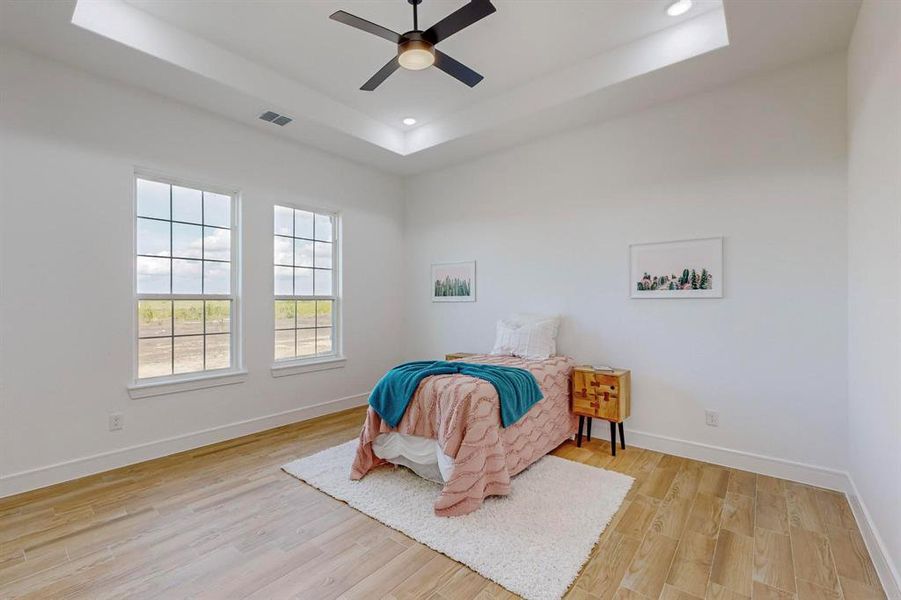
left=432, top=261, right=476, bottom=302
left=630, top=237, right=723, bottom=299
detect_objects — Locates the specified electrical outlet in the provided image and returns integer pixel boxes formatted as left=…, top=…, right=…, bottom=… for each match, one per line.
left=705, top=410, right=720, bottom=427
left=109, top=413, right=124, bottom=431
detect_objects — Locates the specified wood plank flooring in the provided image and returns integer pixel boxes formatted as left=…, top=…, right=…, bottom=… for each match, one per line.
left=0, top=407, right=886, bottom=600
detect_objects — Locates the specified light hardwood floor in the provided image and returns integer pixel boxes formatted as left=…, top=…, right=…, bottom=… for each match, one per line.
left=0, top=407, right=886, bottom=600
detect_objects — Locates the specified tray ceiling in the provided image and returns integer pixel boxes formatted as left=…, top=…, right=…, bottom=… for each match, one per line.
left=123, top=0, right=724, bottom=129
left=0, top=0, right=860, bottom=174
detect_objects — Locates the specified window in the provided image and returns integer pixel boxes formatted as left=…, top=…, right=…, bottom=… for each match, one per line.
left=273, top=205, right=338, bottom=362
left=134, top=176, right=239, bottom=380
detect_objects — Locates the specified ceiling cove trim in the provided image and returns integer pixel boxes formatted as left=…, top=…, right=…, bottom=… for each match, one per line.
left=71, top=0, right=728, bottom=159
left=407, top=7, right=729, bottom=155
left=70, top=0, right=405, bottom=154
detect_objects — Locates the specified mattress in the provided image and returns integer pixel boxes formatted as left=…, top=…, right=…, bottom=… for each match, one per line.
left=371, top=432, right=455, bottom=483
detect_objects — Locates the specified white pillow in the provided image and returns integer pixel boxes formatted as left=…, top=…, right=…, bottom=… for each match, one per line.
left=491, top=318, right=558, bottom=359
left=511, top=313, right=560, bottom=354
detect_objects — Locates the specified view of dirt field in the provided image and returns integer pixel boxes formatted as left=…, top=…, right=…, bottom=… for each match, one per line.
left=137, top=300, right=230, bottom=378
left=136, top=299, right=334, bottom=378
left=275, top=300, right=333, bottom=360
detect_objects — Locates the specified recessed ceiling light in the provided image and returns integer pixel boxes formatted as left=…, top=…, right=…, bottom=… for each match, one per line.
left=402, top=117, right=417, bottom=126
left=666, top=0, right=693, bottom=16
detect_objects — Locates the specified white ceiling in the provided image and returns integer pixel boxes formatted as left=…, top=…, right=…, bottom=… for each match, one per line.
left=0, top=0, right=861, bottom=174
left=123, top=0, right=723, bottom=129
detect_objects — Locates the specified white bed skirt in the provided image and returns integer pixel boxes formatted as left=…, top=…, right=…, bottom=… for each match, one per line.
left=371, top=432, right=455, bottom=483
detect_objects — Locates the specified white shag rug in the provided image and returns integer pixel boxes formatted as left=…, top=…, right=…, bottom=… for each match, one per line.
left=282, top=440, right=633, bottom=600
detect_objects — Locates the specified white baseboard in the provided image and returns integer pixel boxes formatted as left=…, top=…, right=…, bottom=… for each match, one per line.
left=845, top=476, right=901, bottom=599
left=625, top=427, right=900, bottom=599
left=0, top=392, right=368, bottom=499
left=625, top=428, right=850, bottom=491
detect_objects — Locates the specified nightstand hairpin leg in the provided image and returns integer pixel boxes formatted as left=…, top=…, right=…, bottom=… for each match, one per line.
left=586, top=417, right=592, bottom=442
left=610, top=421, right=617, bottom=456
left=577, top=416, right=584, bottom=447
left=618, top=422, right=625, bottom=449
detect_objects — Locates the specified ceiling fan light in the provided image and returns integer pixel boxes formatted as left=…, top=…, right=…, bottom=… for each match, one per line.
left=398, top=40, right=435, bottom=70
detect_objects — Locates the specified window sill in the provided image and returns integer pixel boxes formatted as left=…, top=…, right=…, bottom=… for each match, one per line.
left=271, top=356, right=347, bottom=378
left=128, top=369, right=248, bottom=399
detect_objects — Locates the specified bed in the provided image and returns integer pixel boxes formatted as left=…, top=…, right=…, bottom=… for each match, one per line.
left=351, top=354, right=577, bottom=516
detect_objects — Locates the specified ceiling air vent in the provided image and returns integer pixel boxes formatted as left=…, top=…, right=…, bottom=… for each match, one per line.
left=259, top=111, right=293, bottom=126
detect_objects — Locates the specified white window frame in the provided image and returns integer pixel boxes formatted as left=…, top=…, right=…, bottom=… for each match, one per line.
left=271, top=202, right=344, bottom=378
left=128, top=170, right=245, bottom=398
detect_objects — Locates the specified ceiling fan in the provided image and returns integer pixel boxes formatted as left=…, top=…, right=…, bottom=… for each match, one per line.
left=330, top=0, right=496, bottom=91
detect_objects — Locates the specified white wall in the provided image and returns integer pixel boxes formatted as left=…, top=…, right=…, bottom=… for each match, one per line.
left=847, top=0, right=901, bottom=590
left=404, top=55, right=849, bottom=476
left=2, top=21, right=896, bottom=591
left=0, top=47, right=405, bottom=495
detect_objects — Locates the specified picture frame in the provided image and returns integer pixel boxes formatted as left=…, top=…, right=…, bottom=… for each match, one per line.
left=629, top=237, right=723, bottom=299
left=432, top=261, right=476, bottom=302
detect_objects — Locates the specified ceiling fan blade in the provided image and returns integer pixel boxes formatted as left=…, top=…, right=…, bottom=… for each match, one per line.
left=360, top=56, right=401, bottom=91
left=330, top=10, right=401, bottom=44
left=423, top=0, right=496, bottom=44
left=433, top=50, right=483, bottom=87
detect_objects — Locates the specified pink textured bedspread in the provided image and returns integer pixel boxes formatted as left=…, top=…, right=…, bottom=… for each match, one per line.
left=351, top=354, right=577, bottom=516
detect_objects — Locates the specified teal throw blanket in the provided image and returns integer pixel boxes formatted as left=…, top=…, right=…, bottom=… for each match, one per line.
left=369, top=361, right=544, bottom=428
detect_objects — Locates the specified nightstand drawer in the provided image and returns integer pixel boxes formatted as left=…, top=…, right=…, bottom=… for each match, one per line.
left=572, top=390, right=619, bottom=420
left=573, top=371, right=619, bottom=396
left=589, top=374, right=619, bottom=394
left=572, top=370, right=596, bottom=395
left=595, top=391, right=620, bottom=421
left=572, top=393, right=596, bottom=415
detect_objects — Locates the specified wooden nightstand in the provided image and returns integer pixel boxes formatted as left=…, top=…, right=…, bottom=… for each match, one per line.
left=445, top=352, right=476, bottom=361
left=571, top=366, right=631, bottom=456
